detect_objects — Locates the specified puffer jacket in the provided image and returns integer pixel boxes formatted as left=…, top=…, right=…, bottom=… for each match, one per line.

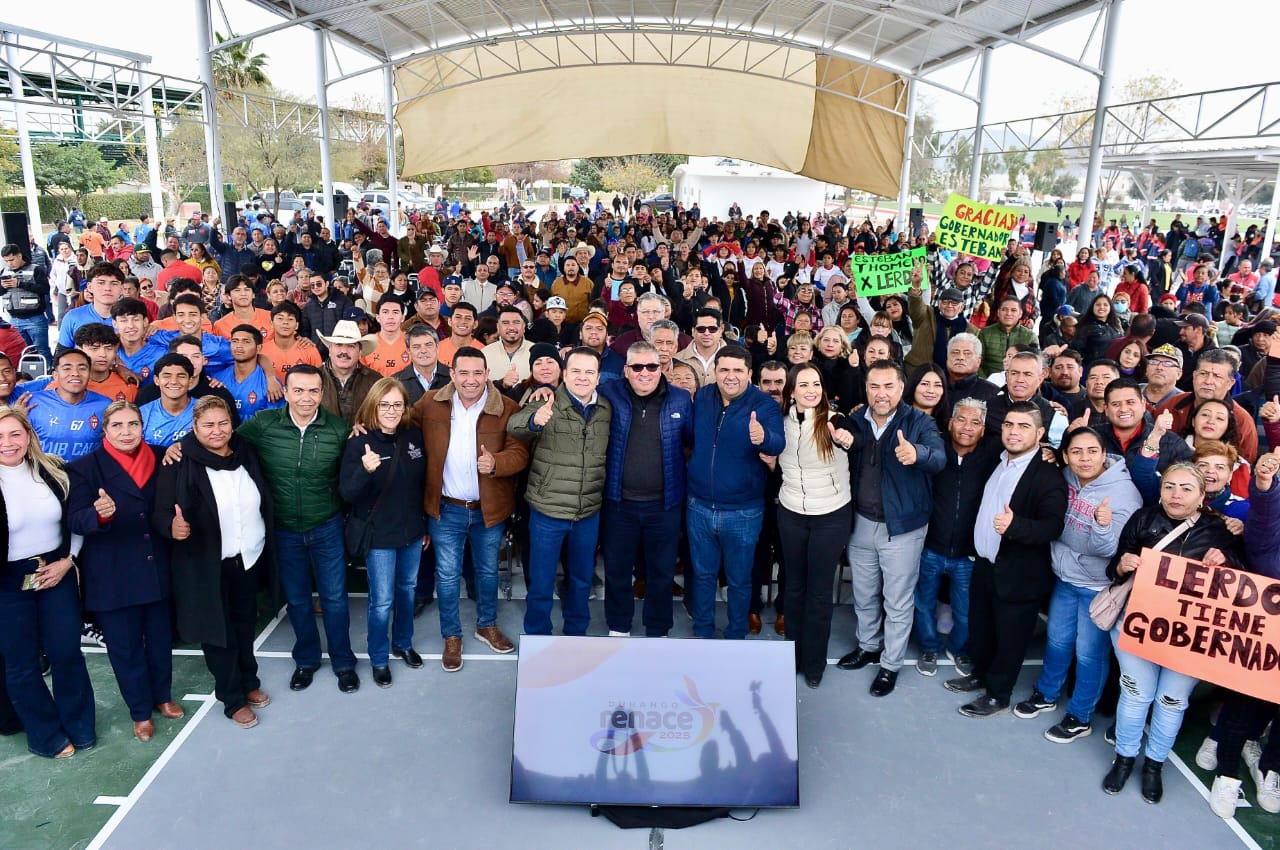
left=778, top=407, right=852, bottom=515
left=1106, top=503, right=1241, bottom=581
left=507, top=384, right=612, bottom=521
left=598, top=378, right=693, bottom=511
left=237, top=405, right=349, bottom=531
left=1053, top=457, right=1142, bottom=590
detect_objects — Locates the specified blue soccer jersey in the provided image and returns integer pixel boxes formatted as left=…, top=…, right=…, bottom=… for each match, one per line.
left=26, top=389, right=111, bottom=460
left=140, top=398, right=196, bottom=446
left=148, top=330, right=233, bottom=373
left=116, top=339, right=171, bottom=385
left=56, top=304, right=114, bottom=351
left=210, top=364, right=283, bottom=420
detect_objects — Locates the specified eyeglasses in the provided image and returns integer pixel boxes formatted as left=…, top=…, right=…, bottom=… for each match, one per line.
left=694, top=325, right=719, bottom=333
left=377, top=401, right=405, bottom=412
left=627, top=363, right=661, bottom=372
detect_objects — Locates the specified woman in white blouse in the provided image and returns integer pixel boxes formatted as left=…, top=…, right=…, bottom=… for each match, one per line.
left=155, top=396, right=275, bottom=729
left=770, top=365, right=853, bottom=689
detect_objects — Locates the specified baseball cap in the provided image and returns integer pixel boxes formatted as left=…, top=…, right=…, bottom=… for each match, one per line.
left=1147, top=343, right=1184, bottom=369
left=546, top=296, right=568, bottom=311
left=442, top=275, right=463, bottom=288
left=342, top=306, right=370, bottom=322
left=1174, top=314, right=1210, bottom=330
left=581, top=309, right=608, bottom=328
left=416, top=287, right=438, bottom=301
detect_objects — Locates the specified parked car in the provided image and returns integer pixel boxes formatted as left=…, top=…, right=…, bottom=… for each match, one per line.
left=560, top=186, right=588, bottom=201
left=642, top=193, right=675, bottom=212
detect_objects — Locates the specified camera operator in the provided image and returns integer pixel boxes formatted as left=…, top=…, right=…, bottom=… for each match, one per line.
left=1, top=243, right=52, bottom=366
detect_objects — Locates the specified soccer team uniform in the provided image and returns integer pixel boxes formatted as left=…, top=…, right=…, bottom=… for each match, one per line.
left=362, top=334, right=410, bottom=377
left=140, top=398, right=197, bottom=447
left=25, top=389, right=112, bottom=460
left=209, top=364, right=283, bottom=420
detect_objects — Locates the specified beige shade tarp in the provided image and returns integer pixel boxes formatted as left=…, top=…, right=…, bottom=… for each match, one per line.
left=395, top=33, right=905, bottom=197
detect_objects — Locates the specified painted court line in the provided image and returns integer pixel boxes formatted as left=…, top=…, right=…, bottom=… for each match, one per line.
left=92, top=796, right=128, bottom=806
left=252, top=605, right=289, bottom=652
left=1167, top=753, right=1264, bottom=850
left=85, top=694, right=217, bottom=850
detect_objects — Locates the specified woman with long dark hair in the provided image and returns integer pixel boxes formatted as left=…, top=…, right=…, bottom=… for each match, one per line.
left=1071, top=294, right=1123, bottom=365
left=773, top=365, right=852, bottom=689
left=907, top=363, right=950, bottom=435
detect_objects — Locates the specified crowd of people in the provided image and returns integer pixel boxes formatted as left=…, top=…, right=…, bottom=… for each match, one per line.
left=0, top=194, right=1277, bottom=823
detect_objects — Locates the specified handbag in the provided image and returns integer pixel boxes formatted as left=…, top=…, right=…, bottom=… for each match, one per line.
left=344, top=435, right=402, bottom=559
left=1089, top=515, right=1196, bottom=630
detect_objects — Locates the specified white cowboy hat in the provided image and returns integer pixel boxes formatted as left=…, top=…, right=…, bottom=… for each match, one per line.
left=318, top=320, right=377, bottom=356
left=571, top=241, right=595, bottom=259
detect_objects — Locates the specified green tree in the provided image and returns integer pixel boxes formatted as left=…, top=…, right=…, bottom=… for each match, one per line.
left=31, top=143, right=117, bottom=211
left=908, top=111, right=944, bottom=203
left=1003, top=147, right=1028, bottom=193
left=570, top=155, right=683, bottom=194
left=0, top=123, right=20, bottom=187
left=1180, top=177, right=1216, bottom=202
left=219, top=117, right=316, bottom=214
left=1027, top=148, right=1069, bottom=197
left=1050, top=173, right=1078, bottom=200
left=212, top=33, right=270, bottom=91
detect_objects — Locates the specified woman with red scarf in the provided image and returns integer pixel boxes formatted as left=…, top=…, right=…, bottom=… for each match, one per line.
left=67, top=401, right=183, bottom=742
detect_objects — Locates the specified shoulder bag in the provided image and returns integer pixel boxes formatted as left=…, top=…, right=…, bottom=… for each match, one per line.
left=1089, top=515, right=1196, bottom=630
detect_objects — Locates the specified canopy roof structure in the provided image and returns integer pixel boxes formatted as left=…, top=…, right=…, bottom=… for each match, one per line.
left=204, top=0, right=1119, bottom=235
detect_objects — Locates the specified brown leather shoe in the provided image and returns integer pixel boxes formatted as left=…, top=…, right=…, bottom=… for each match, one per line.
left=155, top=701, right=185, bottom=719
left=748, top=612, right=762, bottom=634
left=442, top=636, right=464, bottom=672
left=133, top=719, right=155, bottom=742
left=474, top=626, right=514, bottom=654
left=245, top=690, right=270, bottom=708
left=774, top=615, right=786, bottom=636
left=230, top=706, right=258, bottom=729
left=633, top=579, right=646, bottom=600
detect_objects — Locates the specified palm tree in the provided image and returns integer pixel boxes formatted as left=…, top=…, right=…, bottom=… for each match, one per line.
left=211, top=33, right=271, bottom=90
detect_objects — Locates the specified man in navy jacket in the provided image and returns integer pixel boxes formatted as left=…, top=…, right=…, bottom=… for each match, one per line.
left=837, top=360, right=946, bottom=697
left=598, top=341, right=694, bottom=637
left=686, top=345, right=785, bottom=639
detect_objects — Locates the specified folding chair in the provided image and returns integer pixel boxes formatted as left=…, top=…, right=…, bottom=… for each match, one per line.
left=17, top=345, right=48, bottom=379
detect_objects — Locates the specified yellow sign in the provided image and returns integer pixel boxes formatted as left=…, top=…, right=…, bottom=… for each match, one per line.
left=935, top=193, right=1018, bottom=261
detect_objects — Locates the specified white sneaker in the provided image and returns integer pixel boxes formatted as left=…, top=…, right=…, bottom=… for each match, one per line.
left=1243, top=740, right=1265, bottom=790
left=607, top=631, right=630, bottom=637
left=1259, top=770, right=1280, bottom=814
left=1195, top=736, right=1219, bottom=771
left=1210, top=776, right=1243, bottom=819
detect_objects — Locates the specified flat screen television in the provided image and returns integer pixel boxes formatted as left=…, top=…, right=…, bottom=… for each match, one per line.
left=510, top=636, right=798, bottom=808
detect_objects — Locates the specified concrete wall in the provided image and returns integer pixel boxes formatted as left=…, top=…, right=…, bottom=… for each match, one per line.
left=672, top=170, right=827, bottom=221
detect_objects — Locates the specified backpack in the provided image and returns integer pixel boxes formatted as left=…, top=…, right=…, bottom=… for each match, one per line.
left=1182, top=239, right=1199, bottom=258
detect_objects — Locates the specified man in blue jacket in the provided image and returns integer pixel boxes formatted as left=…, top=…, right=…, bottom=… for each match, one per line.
left=686, top=345, right=785, bottom=639
left=599, top=341, right=694, bottom=637
left=837, top=359, right=946, bottom=697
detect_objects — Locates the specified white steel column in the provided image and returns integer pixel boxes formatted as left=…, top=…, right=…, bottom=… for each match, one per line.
left=315, top=29, right=334, bottom=223
left=1079, top=0, right=1124, bottom=250
left=383, top=65, right=399, bottom=234
left=896, top=82, right=918, bottom=235
left=1264, top=161, right=1280, bottom=262
left=1220, top=174, right=1239, bottom=274
left=138, top=62, right=165, bottom=223
left=1139, top=172, right=1155, bottom=229
left=194, top=0, right=225, bottom=216
left=6, top=39, right=43, bottom=248
left=968, top=47, right=992, bottom=200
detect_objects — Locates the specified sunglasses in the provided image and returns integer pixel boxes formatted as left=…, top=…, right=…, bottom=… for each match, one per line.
left=694, top=325, right=719, bottom=333
left=627, top=362, right=661, bottom=372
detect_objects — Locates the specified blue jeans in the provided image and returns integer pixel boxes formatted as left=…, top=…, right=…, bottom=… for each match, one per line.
left=1111, top=626, right=1198, bottom=761
left=524, top=508, right=600, bottom=636
left=912, top=548, right=972, bottom=655
left=686, top=498, right=764, bottom=640
left=428, top=503, right=504, bottom=639
left=1035, top=580, right=1110, bottom=723
left=0, top=573, right=95, bottom=757
left=275, top=514, right=356, bottom=674
left=365, top=542, right=420, bottom=667
left=12, top=313, right=51, bottom=367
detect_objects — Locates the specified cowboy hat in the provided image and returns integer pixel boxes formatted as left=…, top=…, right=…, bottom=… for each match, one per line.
left=571, top=241, right=595, bottom=259
left=318, top=319, right=377, bottom=356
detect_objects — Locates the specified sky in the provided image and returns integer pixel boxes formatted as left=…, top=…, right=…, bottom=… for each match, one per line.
left=5, top=0, right=1278, bottom=132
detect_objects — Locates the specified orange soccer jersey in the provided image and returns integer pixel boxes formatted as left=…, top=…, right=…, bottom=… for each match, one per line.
left=260, top=337, right=322, bottom=383
left=362, top=334, right=410, bottom=377
left=213, top=309, right=273, bottom=341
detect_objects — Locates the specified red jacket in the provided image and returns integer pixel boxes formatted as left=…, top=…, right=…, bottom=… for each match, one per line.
left=1067, top=259, right=1094, bottom=290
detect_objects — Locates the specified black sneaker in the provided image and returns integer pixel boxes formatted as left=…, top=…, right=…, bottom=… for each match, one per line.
left=1104, top=723, right=1117, bottom=746
left=958, top=695, right=1010, bottom=718
left=1045, top=714, right=1092, bottom=743
left=944, top=674, right=983, bottom=693
left=1013, top=689, right=1057, bottom=719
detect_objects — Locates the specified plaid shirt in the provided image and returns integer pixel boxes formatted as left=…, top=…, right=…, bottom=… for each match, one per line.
left=769, top=286, right=824, bottom=333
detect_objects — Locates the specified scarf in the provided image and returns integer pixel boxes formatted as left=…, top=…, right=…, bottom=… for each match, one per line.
left=181, top=431, right=248, bottom=472
left=103, top=440, right=156, bottom=490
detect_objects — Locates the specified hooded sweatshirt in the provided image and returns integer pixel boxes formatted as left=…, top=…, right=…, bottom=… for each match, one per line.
left=1051, top=454, right=1143, bottom=590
